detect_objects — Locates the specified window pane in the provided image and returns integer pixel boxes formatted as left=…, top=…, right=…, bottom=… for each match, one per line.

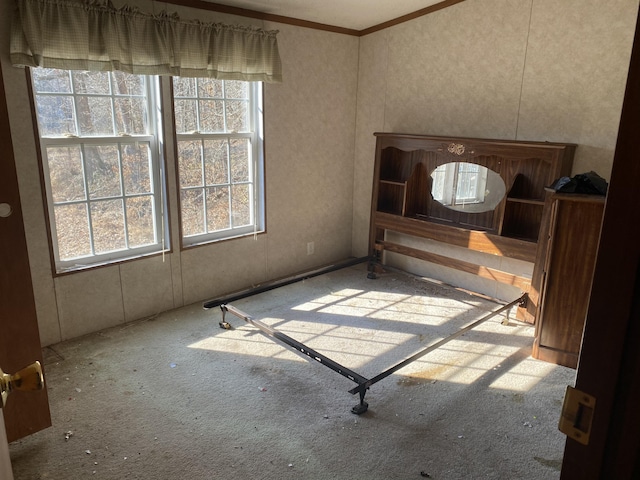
left=36, top=95, right=76, bottom=136
left=225, top=81, right=248, bottom=99
left=206, top=186, right=230, bottom=231
left=85, top=145, right=122, bottom=199
left=91, top=199, right=126, bottom=253
left=47, top=146, right=86, bottom=202
left=77, top=96, right=114, bottom=136
left=54, top=204, right=91, bottom=260
left=204, top=140, right=229, bottom=185
left=114, top=97, right=146, bottom=134
left=199, top=99, right=224, bottom=132
left=126, top=196, right=155, bottom=246
left=231, top=184, right=250, bottom=227
left=111, top=71, right=145, bottom=96
left=198, top=78, right=223, bottom=98
left=178, top=141, right=203, bottom=188
left=174, top=99, right=197, bottom=133
left=122, top=143, right=151, bottom=194
left=72, top=71, right=110, bottom=95
left=173, top=77, right=196, bottom=97
left=32, top=68, right=71, bottom=93
left=230, top=139, right=250, bottom=183
left=226, top=100, right=248, bottom=132
left=181, top=189, right=205, bottom=236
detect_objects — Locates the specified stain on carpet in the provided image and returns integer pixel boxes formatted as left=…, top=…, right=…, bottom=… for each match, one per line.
left=534, top=456, right=563, bottom=471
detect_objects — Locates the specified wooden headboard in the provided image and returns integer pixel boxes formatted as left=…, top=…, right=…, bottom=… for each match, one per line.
left=368, top=133, right=576, bottom=317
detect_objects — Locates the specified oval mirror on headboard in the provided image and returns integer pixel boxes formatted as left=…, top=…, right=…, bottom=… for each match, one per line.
left=430, top=162, right=506, bottom=213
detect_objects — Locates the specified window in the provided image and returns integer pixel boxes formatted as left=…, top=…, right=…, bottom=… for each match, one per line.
left=31, top=69, right=167, bottom=272
left=172, top=78, right=264, bottom=246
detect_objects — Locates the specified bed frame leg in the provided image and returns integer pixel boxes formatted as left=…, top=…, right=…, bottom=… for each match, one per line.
left=367, top=255, right=377, bottom=279
left=367, top=247, right=383, bottom=279
left=219, top=305, right=232, bottom=330
left=501, top=309, right=510, bottom=325
left=351, top=388, right=369, bottom=415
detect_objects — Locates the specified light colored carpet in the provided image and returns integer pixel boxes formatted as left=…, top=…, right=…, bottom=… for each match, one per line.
left=9, top=264, right=575, bottom=479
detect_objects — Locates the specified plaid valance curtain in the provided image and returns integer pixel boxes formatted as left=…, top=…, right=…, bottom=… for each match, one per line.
left=10, top=0, right=283, bottom=82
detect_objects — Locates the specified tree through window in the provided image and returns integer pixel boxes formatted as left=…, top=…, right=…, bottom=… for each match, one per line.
left=31, top=68, right=167, bottom=272
left=173, top=78, right=265, bottom=246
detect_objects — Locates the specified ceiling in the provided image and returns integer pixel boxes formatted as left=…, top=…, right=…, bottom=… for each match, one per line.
left=201, top=0, right=448, bottom=31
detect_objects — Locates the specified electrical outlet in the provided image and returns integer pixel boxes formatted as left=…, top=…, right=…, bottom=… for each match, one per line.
left=307, top=242, right=315, bottom=255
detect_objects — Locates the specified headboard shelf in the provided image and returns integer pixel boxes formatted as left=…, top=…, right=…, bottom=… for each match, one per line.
left=375, top=211, right=537, bottom=263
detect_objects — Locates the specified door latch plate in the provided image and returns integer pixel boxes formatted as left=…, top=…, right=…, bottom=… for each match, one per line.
left=558, top=385, right=596, bottom=445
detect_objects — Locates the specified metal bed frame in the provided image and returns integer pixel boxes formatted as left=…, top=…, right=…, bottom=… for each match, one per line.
left=213, top=293, right=527, bottom=414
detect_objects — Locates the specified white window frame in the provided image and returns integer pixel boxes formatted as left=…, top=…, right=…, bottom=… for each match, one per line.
left=173, top=80, right=265, bottom=247
left=31, top=69, right=169, bottom=273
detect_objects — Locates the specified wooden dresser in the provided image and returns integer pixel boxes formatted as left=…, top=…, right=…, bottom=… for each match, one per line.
left=530, top=191, right=605, bottom=368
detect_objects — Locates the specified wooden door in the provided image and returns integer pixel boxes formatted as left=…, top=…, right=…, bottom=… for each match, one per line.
left=0, top=67, right=51, bottom=441
left=560, top=9, right=640, bottom=479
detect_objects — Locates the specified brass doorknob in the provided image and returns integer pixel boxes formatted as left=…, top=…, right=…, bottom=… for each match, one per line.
left=0, top=361, right=44, bottom=408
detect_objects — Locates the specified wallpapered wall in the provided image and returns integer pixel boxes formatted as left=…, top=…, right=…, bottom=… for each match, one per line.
left=0, top=1, right=359, bottom=346
left=352, top=0, right=638, bottom=299
left=1, top=0, right=637, bottom=344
